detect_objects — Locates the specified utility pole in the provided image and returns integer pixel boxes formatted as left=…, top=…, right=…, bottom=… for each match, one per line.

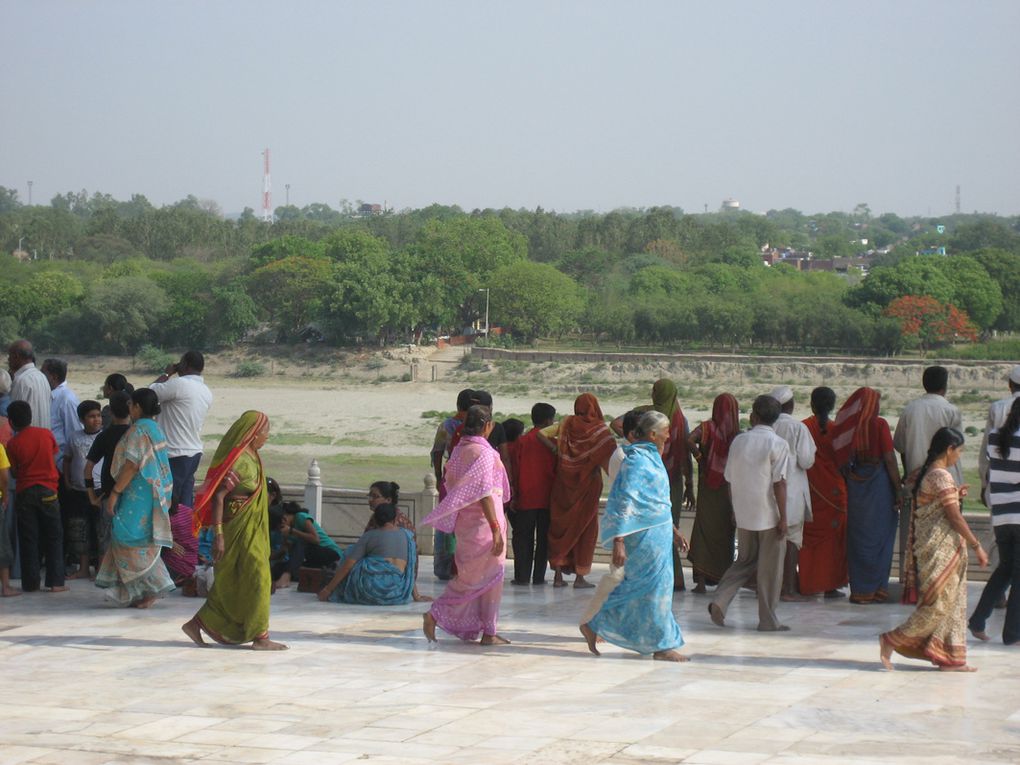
left=261, top=149, right=272, bottom=222
left=478, top=288, right=490, bottom=338
left=27, top=180, right=33, bottom=206
left=285, top=183, right=290, bottom=206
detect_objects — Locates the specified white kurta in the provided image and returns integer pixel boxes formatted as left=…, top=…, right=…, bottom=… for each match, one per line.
left=771, top=413, right=816, bottom=530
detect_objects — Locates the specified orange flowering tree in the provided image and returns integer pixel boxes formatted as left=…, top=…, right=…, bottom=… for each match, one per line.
left=883, top=295, right=978, bottom=351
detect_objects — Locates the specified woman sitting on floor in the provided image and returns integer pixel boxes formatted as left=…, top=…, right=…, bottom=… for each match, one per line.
left=317, top=502, right=416, bottom=605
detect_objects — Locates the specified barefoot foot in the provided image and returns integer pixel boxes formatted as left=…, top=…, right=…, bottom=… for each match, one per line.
left=132, top=595, right=157, bottom=609
left=181, top=619, right=207, bottom=646
left=422, top=612, right=437, bottom=643
left=252, top=637, right=288, bottom=651
left=938, top=664, right=977, bottom=672
left=653, top=650, right=689, bottom=662
left=579, top=623, right=600, bottom=656
left=573, top=576, right=595, bottom=589
left=692, top=583, right=707, bottom=594
left=1, top=587, right=22, bottom=597
left=969, top=626, right=990, bottom=641
left=879, top=635, right=894, bottom=670
left=480, top=634, right=510, bottom=645
left=708, top=602, right=725, bottom=627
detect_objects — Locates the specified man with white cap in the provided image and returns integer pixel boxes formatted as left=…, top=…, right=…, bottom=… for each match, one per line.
left=979, top=365, right=1020, bottom=503
left=768, top=385, right=816, bottom=601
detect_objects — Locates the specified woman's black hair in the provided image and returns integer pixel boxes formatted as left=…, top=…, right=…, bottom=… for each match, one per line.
left=997, top=397, right=1020, bottom=460
left=503, top=418, right=525, bottom=443
left=268, top=504, right=285, bottom=531
left=372, top=502, right=398, bottom=526
left=281, top=501, right=302, bottom=516
left=104, top=373, right=130, bottom=392
left=131, top=388, right=161, bottom=418
left=913, top=427, right=966, bottom=503
left=810, top=387, right=837, bottom=434
left=109, top=390, right=132, bottom=419
left=462, top=404, right=492, bottom=436
left=266, top=476, right=282, bottom=505
left=370, top=480, right=399, bottom=504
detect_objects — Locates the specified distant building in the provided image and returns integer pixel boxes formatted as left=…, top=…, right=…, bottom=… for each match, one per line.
left=357, top=203, right=384, bottom=216
left=721, top=198, right=740, bottom=212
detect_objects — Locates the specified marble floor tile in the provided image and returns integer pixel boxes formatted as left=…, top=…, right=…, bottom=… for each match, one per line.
left=3, top=562, right=1019, bottom=764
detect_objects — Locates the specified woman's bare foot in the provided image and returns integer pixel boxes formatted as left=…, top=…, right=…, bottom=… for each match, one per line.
left=969, top=627, right=990, bottom=641
left=939, top=664, right=977, bottom=672
left=573, top=575, right=595, bottom=589
left=413, top=591, right=434, bottom=603
left=480, top=634, right=510, bottom=645
left=879, top=635, right=894, bottom=670
left=579, top=623, right=600, bottom=656
left=275, top=573, right=291, bottom=589
left=423, top=611, right=437, bottom=642
left=252, top=637, right=288, bottom=651
left=553, top=570, right=566, bottom=588
left=1, top=586, right=22, bottom=597
left=692, top=582, right=707, bottom=594
left=653, top=650, right=689, bottom=662
left=67, top=569, right=90, bottom=580
left=181, top=618, right=207, bottom=646
left=132, top=595, right=157, bottom=609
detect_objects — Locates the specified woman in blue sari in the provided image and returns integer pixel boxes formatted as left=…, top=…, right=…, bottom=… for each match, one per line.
left=317, top=503, right=416, bottom=605
left=95, top=389, right=175, bottom=607
left=580, top=411, right=688, bottom=662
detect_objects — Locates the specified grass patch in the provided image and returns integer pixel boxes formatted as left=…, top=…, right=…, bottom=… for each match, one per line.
left=270, top=433, right=334, bottom=446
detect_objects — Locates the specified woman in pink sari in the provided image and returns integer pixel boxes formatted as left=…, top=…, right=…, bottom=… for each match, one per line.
left=422, top=405, right=511, bottom=645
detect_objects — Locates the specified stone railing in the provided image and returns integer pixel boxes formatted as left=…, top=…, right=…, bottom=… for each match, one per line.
left=285, top=459, right=995, bottom=581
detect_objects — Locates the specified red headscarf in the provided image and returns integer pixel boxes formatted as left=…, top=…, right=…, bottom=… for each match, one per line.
left=557, top=393, right=617, bottom=469
left=830, top=387, right=880, bottom=469
left=700, top=393, right=740, bottom=489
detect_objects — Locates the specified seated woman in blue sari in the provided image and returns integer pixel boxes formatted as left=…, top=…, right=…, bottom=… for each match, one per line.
left=580, top=410, right=689, bottom=662
left=317, top=503, right=416, bottom=605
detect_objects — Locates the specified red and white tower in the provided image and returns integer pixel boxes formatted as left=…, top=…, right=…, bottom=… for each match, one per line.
left=261, top=148, right=272, bottom=222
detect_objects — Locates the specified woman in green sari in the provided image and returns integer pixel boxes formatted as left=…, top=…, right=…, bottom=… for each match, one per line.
left=181, top=411, right=286, bottom=650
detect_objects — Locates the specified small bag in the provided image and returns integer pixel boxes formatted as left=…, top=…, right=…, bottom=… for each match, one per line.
left=297, top=566, right=331, bottom=593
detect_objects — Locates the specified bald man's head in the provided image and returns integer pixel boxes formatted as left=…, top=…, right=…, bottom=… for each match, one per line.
left=7, top=339, right=34, bottom=374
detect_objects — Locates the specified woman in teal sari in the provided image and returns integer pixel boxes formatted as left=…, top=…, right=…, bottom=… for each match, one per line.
left=317, top=503, right=417, bottom=605
left=581, top=410, right=688, bottom=662
left=181, top=411, right=286, bottom=650
left=95, top=389, right=175, bottom=608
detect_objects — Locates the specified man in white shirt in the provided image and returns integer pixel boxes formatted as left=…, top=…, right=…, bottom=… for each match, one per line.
left=979, top=365, right=1020, bottom=503
left=7, top=339, right=51, bottom=428
left=149, top=350, right=213, bottom=512
left=41, top=358, right=82, bottom=473
left=709, top=395, right=791, bottom=632
left=768, top=386, right=816, bottom=602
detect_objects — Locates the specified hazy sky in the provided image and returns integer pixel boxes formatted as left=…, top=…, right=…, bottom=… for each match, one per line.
left=3, top=1, right=1019, bottom=216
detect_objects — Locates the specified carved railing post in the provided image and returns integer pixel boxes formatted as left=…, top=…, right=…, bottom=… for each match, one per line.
left=304, top=458, right=323, bottom=525
left=418, top=472, right=439, bottom=554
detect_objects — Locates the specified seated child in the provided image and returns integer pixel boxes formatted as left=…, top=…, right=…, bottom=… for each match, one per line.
left=273, top=501, right=343, bottom=588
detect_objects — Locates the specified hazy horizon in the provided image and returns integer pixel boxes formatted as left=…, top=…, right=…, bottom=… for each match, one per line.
left=3, top=1, right=1019, bottom=217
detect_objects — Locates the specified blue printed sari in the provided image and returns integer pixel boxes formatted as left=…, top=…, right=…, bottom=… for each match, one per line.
left=329, top=528, right=416, bottom=606
left=95, top=418, right=175, bottom=606
left=588, top=441, right=684, bottom=655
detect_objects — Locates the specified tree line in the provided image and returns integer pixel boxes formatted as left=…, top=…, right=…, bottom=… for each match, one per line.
left=1, top=186, right=1019, bottom=355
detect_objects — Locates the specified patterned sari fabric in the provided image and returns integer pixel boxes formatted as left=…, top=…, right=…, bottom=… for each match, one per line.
left=193, top=411, right=272, bottom=644
left=162, top=504, right=199, bottom=584
left=424, top=435, right=510, bottom=640
left=688, top=394, right=739, bottom=584
left=95, top=418, right=175, bottom=606
left=329, top=528, right=416, bottom=606
left=588, top=441, right=684, bottom=654
left=798, top=415, right=849, bottom=595
left=547, top=393, right=618, bottom=576
left=881, top=468, right=968, bottom=667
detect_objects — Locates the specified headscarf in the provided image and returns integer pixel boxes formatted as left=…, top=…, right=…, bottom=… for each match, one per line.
left=193, top=410, right=269, bottom=532
left=700, top=393, right=740, bottom=489
left=599, top=441, right=672, bottom=546
left=423, top=435, right=510, bottom=533
left=651, top=378, right=680, bottom=421
left=558, top=393, right=617, bottom=470
left=830, top=387, right=880, bottom=469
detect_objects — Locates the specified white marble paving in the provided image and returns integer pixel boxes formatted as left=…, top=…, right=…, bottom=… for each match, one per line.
left=1, top=559, right=1019, bottom=765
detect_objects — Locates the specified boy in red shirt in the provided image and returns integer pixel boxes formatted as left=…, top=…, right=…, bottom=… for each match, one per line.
left=509, top=403, right=557, bottom=585
left=5, top=400, right=65, bottom=592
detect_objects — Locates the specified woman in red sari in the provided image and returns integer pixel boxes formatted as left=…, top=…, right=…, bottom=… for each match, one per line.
left=799, top=387, right=849, bottom=597
left=544, top=393, right=618, bottom=588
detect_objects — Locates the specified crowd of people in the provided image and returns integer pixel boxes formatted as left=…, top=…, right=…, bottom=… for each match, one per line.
left=1, top=336, right=1018, bottom=672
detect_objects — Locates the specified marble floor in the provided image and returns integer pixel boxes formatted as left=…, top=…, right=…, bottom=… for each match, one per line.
left=1, top=562, right=1018, bottom=765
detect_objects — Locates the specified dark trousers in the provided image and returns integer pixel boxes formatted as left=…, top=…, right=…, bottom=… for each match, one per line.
left=168, top=453, right=202, bottom=512
left=969, top=524, right=1020, bottom=645
left=509, top=508, right=550, bottom=584
left=16, top=485, right=65, bottom=591
left=286, top=539, right=341, bottom=578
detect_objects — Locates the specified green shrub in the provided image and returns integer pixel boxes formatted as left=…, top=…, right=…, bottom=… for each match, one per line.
left=134, top=344, right=176, bottom=374
left=233, top=361, right=267, bottom=378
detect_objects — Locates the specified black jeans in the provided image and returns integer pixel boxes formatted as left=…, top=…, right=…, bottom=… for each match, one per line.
left=168, top=453, right=202, bottom=512
left=508, top=508, right=550, bottom=584
left=969, top=524, right=1020, bottom=644
left=287, top=539, right=341, bottom=578
left=16, top=485, right=65, bottom=591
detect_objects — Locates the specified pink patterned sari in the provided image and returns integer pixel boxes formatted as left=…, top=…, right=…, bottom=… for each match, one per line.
left=423, top=435, right=510, bottom=640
